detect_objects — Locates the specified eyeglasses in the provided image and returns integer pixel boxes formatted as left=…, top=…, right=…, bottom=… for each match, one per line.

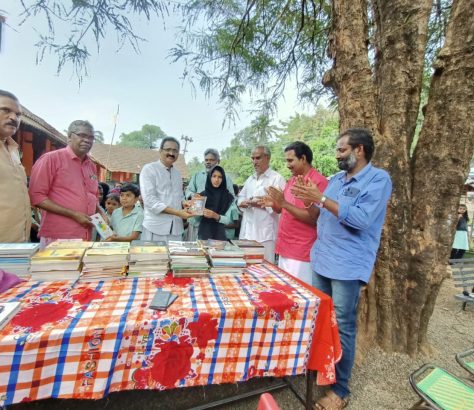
left=71, top=132, right=95, bottom=141
left=162, top=148, right=179, bottom=154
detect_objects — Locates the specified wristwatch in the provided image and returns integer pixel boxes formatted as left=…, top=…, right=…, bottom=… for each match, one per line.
left=318, top=195, right=327, bottom=208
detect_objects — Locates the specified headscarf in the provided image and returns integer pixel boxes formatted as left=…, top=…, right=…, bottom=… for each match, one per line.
left=198, top=166, right=234, bottom=240
left=99, top=182, right=110, bottom=209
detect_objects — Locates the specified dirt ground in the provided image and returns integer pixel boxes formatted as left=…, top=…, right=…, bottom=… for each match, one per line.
left=10, top=277, right=474, bottom=410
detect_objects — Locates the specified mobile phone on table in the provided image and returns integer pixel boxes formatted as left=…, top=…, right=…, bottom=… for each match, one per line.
left=150, top=290, right=172, bottom=311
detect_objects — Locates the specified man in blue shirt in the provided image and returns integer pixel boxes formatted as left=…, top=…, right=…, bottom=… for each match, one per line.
left=291, top=128, right=392, bottom=409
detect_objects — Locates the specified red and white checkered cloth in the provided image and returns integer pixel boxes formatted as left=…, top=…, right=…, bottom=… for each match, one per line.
left=0, top=263, right=340, bottom=405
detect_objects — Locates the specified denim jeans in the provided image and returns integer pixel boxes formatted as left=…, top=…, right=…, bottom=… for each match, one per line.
left=312, top=273, right=362, bottom=399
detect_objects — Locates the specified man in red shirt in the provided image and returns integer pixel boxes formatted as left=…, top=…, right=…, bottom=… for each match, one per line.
left=29, top=120, right=101, bottom=246
left=266, top=141, right=327, bottom=285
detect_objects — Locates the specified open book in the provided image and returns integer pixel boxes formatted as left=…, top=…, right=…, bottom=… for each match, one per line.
left=90, top=213, right=114, bottom=240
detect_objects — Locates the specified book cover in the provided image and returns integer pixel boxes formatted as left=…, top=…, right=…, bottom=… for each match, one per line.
left=231, top=239, right=264, bottom=248
left=0, top=301, right=22, bottom=330
left=90, top=213, right=114, bottom=240
left=32, top=248, right=85, bottom=260
left=91, top=242, right=130, bottom=249
left=188, top=196, right=207, bottom=215
left=46, top=240, right=93, bottom=249
left=131, top=240, right=167, bottom=247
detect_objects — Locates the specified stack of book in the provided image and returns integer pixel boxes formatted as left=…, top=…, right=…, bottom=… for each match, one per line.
left=0, top=243, right=40, bottom=279
left=128, top=240, right=169, bottom=278
left=81, top=242, right=129, bottom=282
left=204, top=241, right=246, bottom=274
left=168, top=241, right=209, bottom=277
left=231, top=239, right=265, bottom=264
left=31, top=247, right=85, bottom=281
left=46, top=240, right=94, bottom=250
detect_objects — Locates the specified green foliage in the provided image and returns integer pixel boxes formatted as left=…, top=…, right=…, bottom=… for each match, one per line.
left=117, top=124, right=167, bottom=149
left=187, top=156, right=202, bottom=177
left=94, top=130, right=104, bottom=143
left=221, top=106, right=339, bottom=183
left=19, top=0, right=169, bottom=81
left=171, top=0, right=331, bottom=122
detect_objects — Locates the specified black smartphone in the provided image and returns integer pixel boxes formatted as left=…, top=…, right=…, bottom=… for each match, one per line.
left=150, top=290, right=172, bottom=311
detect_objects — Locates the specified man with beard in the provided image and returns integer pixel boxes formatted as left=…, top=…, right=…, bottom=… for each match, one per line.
left=140, top=137, right=192, bottom=242
left=184, top=148, right=235, bottom=241
left=291, top=128, right=392, bottom=409
left=0, top=90, right=31, bottom=242
left=29, top=120, right=101, bottom=246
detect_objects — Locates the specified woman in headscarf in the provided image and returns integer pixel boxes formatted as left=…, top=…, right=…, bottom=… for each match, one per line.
left=197, top=166, right=236, bottom=240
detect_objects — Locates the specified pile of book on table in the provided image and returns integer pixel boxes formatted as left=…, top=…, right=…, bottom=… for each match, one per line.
left=128, top=240, right=169, bottom=279
left=0, top=243, right=40, bottom=279
left=231, top=239, right=265, bottom=264
left=168, top=241, right=209, bottom=277
left=80, top=242, right=129, bottom=282
left=31, top=241, right=89, bottom=281
left=200, top=240, right=246, bottom=274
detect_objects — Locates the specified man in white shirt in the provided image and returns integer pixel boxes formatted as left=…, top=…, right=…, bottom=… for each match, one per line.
left=238, top=146, right=286, bottom=263
left=140, top=137, right=192, bottom=242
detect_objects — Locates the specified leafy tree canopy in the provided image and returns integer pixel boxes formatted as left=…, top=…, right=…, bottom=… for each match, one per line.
left=186, top=156, right=202, bottom=176
left=117, top=124, right=167, bottom=149
left=221, top=106, right=339, bottom=184
left=94, top=130, right=104, bottom=143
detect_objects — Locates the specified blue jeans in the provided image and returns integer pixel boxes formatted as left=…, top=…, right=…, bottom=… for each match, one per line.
left=312, top=273, right=362, bottom=399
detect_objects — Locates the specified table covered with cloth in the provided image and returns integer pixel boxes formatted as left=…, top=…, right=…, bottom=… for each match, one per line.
left=0, top=263, right=341, bottom=406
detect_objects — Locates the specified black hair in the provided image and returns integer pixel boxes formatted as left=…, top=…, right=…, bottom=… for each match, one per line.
left=105, top=193, right=120, bottom=203
left=233, top=184, right=239, bottom=196
left=98, top=182, right=110, bottom=208
left=284, top=141, right=313, bottom=165
left=160, top=136, right=180, bottom=150
left=120, top=183, right=140, bottom=197
left=459, top=204, right=469, bottom=223
left=338, top=128, right=375, bottom=162
left=0, top=90, right=19, bottom=101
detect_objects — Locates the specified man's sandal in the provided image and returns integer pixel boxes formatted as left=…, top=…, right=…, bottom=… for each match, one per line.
left=313, top=390, right=349, bottom=410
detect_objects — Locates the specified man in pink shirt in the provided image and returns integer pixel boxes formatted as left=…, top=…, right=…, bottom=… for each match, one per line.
left=266, top=141, right=327, bottom=285
left=29, top=120, right=100, bottom=245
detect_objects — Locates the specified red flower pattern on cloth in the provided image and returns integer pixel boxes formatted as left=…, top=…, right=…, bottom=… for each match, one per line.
left=255, top=290, right=298, bottom=320
left=187, top=313, right=218, bottom=349
left=133, top=339, right=194, bottom=389
left=11, top=301, right=73, bottom=332
left=153, top=274, right=193, bottom=288
left=71, top=288, right=104, bottom=306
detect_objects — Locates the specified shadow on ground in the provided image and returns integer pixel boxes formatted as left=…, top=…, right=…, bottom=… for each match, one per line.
left=10, top=375, right=311, bottom=410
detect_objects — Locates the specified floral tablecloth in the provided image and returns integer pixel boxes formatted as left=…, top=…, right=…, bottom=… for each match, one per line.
left=0, top=263, right=340, bottom=406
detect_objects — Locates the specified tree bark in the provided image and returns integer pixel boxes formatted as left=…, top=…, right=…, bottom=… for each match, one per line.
left=409, top=0, right=474, bottom=353
left=327, top=0, right=474, bottom=355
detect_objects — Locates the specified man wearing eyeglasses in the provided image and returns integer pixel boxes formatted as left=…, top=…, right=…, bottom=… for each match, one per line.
left=140, top=136, right=193, bottom=242
left=29, top=120, right=101, bottom=246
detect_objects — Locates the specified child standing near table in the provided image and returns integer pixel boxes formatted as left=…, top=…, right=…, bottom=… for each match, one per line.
left=104, top=193, right=120, bottom=218
left=107, top=183, right=143, bottom=242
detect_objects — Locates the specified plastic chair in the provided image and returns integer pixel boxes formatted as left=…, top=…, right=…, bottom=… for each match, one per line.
left=456, top=348, right=474, bottom=380
left=409, top=363, right=474, bottom=409
left=257, top=393, right=281, bottom=410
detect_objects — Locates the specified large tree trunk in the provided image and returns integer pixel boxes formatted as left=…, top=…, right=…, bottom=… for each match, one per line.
left=409, top=0, right=474, bottom=352
left=326, top=0, right=474, bottom=355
